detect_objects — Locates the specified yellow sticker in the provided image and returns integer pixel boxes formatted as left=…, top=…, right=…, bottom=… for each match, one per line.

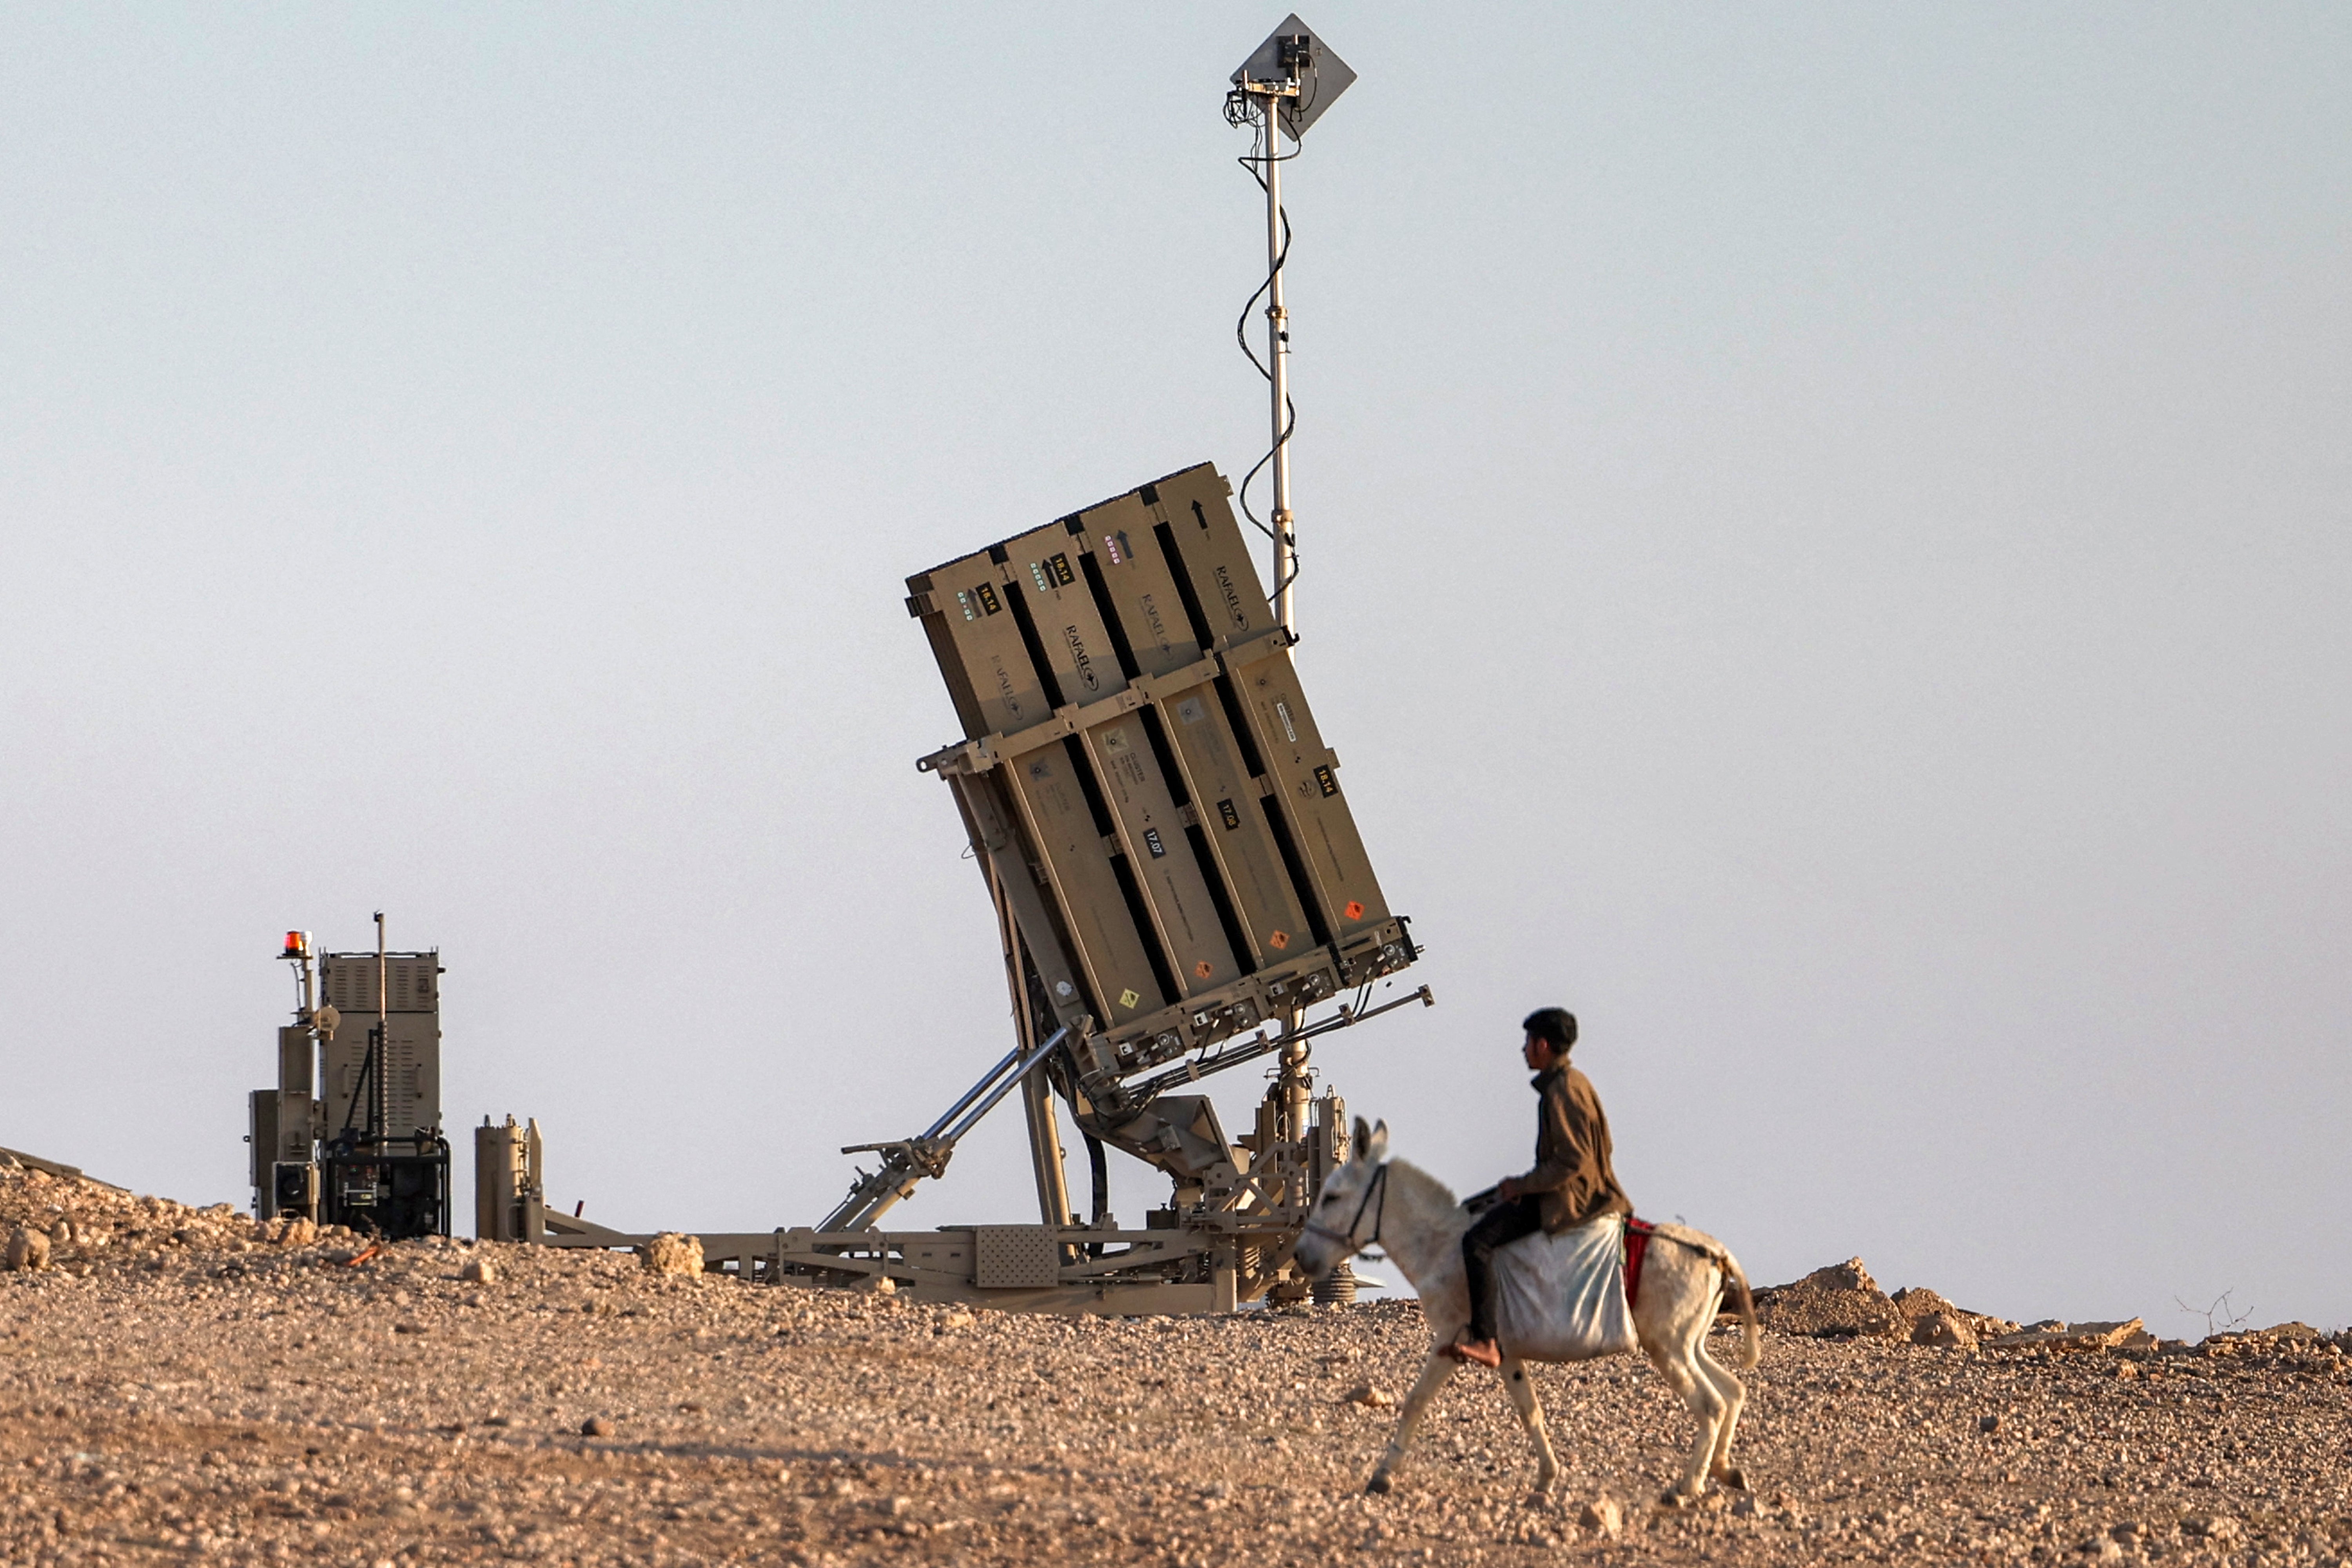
left=1119, top=988, right=1141, bottom=1010
left=1267, top=930, right=1289, bottom=950
left=1194, top=960, right=1213, bottom=979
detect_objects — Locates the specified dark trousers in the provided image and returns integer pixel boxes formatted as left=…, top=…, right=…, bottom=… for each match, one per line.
left=1461, top=1195, right=1545, bottom=1342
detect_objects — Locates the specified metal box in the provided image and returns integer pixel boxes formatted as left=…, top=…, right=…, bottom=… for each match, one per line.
left=272, top=1160, right=318, bottom=1220
left=248, top=1090, right=281, bottom=1199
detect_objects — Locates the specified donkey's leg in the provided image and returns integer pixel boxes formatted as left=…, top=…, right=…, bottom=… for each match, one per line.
left=1367, top=1351, right=1458, bottom=1495
left=1692, top=1307, right=1750, bottom=1490
left=1497, top=1354, right=1560, bottom=1496
left=1645, top=1332, right=1726, bottom=1504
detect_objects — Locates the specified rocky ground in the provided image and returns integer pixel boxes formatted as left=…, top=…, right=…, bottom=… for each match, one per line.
left=4, top=1156, right=2350, bottom=1567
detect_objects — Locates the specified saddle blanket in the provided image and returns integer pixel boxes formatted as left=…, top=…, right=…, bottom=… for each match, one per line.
left=1492, top=1212, right=1639, bottom=1361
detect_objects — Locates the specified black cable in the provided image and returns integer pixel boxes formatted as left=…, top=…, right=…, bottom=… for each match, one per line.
left=1085, top=1132, right=1109, bottom=1226
left=1231, top=99, right=1303, bottom=608
left=339, top=1027, right=378, bottom=1141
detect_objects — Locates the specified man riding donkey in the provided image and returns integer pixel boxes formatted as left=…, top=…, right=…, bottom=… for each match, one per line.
left=1445, top=1006, right=1629, bottom=1370
left=1291, top=1005, right=1759, bottom=1502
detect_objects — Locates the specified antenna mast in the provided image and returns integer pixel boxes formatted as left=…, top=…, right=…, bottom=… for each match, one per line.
left=1228, top=15, right=1354, bottom=637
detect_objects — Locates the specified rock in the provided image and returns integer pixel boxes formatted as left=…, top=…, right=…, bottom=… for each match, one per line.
left=1890, top=1284, right=1953, bottom=1319
left=2180, top=1514, right=2239, bottom=1541
left=460, top=1257, right=494, bottom=1284
left=859, top=1273, right=897, bottom=1296
left=1977, top=1414, right=2001, bottom=1434
left=1990, top=1318, right=2145, bottom=1352
left=1894, top=1286, right=2015, bottom=1343
left=1755, top=1258, right=1900, bottom=1339
left=2256, top=1321, right=2319, bottom=1342
left=1343, top=1383, right=1394, bottom=1408
left=582, top=1416, right=614, bottom=1437
left=1912, top=1311, right=1979, bottom=1351
left=2080, top=1536, right=2124, bottom=1559
left=5, top=1225, right=51, bottom=1271
left=1577, top=1497, right=1622, bottom=1536
left=637, top=1233, right=703, bottom=1278
left=1802, top=1259, right=1880, bottom=1293
left=2073, top=1318, right=2143, bottom=1343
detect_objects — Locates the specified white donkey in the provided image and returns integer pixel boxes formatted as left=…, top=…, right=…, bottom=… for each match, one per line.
left=1294, top=1118, right=1760, bottom=1504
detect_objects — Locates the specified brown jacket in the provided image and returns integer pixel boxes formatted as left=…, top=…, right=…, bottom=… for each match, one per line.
left=1517, top=1064, right=1632, bottom=1234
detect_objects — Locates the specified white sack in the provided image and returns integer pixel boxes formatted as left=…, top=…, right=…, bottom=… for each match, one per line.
left=1493, top=1212, right=1637, bottom=1361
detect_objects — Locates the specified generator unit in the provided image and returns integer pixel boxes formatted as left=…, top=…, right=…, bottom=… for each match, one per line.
left=249, top=916, right=450, bottom=1240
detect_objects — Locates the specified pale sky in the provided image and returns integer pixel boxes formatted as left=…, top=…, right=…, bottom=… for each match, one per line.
left=4, top=5, right=2345, bottom=1333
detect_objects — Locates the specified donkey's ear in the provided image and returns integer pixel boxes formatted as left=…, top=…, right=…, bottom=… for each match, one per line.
left=1364, top=1120, right=1390, bottom=1165
left=1351, top=1116, right=1372, bottom=1161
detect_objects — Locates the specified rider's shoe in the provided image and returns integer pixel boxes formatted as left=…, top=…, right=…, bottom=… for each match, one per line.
left=1451, top=1336, right=1502, bottom=1368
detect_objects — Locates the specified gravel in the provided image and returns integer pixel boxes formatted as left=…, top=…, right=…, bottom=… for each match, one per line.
left=4, top=1161, right=2350, bottom=1566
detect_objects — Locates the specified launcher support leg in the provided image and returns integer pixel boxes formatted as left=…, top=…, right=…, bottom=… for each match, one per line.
left=1021, top=1068, right=1073, bottom=1229
left=995, top=862, right=1073, bottom=1231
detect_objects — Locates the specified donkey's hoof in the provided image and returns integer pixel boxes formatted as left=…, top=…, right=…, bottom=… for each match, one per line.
left=1365, top=1473, right=1393, bottom=1496
left=1713, top=1466, right=1751, bottom=1492
left=1658, top=1488, right=1697, bottom=1510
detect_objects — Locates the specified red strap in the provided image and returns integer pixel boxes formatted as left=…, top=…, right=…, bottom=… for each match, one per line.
left=1623, top=1217, right=1655, bottom=1308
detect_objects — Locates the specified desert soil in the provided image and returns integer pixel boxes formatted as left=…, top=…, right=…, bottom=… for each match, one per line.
left=4, top=1161, right=2349, bottom=1567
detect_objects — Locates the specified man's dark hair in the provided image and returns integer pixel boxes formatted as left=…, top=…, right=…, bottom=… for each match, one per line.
left=1522, top=1007, right=1578, bottom=1051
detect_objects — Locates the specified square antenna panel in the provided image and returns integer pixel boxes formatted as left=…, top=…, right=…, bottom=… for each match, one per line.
left=905, top=463, right=1415, bottom=1100
left=318, top=951, right=443, bottom=1141
left=1231, top=14, right=1355, bottom=143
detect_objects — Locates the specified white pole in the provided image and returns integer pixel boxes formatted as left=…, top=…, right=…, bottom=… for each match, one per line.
left=1263, top=98, right=1295, bottom=635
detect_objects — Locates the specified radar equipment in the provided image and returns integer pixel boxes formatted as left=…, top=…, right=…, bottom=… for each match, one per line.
left=1225, top=13, right=1353, bottom=635
left=249, top=917, right=450, bottom=1240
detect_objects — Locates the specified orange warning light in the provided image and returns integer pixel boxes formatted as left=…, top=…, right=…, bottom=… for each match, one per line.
left=281, top=930, right=308, bottom=958
left=1194, top=960, right=1214, bottom=979
left=1267, top=930, right=1290, bottom=950
left=1343, top=901, right=1365, bottom=921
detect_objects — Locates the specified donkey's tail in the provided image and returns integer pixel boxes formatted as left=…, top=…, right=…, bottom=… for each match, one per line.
left=1719, top=1248, right=1760, bottom=1370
